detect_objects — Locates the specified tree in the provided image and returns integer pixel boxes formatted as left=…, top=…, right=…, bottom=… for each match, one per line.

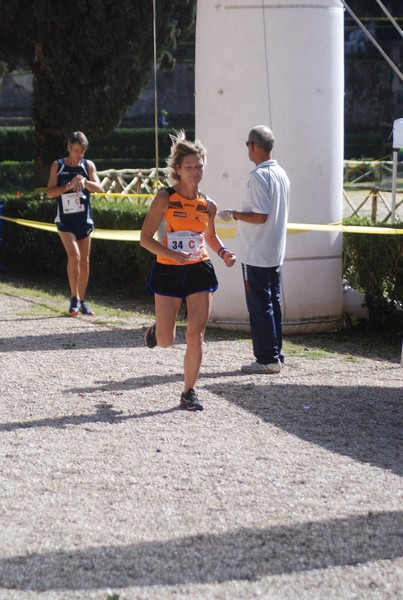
left=0, top=0, right=196, bottom=184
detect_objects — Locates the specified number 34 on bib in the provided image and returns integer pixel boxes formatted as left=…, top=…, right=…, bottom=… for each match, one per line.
left=167, top=231, right=206, bottom=260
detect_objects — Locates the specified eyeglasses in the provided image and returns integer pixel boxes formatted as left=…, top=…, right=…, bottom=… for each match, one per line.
left=246, top=140, right=254, bottom=147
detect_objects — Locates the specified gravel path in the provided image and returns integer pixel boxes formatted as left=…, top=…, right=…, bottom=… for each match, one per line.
left=0, top=291, right=402, bottom=600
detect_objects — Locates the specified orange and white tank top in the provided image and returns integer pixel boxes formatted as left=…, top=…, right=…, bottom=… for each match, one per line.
left=157, top=187, right=211, bottom=265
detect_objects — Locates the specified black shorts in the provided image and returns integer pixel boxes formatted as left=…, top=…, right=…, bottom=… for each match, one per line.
left=56, top=222, right=94, bottom=241
left=147, top=259, right=218, bottom=299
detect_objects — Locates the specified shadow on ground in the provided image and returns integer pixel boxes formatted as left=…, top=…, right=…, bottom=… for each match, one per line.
left=205, top=381, right=403, bottom=476
left=0, top=328, right=151, bottom=352
left=1, top=325, right=401, bottom=363
left=0, top=511, right=401, bottom=591
left=1, top=376, right=401, bottom=477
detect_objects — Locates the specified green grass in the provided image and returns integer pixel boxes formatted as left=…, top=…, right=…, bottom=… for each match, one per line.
left=206, top=327, right=338, bottom=360
left=282, top=339, right=337, bottom=360
left=1, top=273, right=400, bottom=362
left=0, top=273, right=154, bottom=321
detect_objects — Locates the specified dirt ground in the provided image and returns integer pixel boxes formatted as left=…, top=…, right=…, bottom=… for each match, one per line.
left=342, top=189, right=403, bottom=222
left=0, top=288, right=402, bottom=600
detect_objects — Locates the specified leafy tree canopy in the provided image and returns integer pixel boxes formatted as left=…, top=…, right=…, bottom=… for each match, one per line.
left=0, top=0, right=196, bottom=183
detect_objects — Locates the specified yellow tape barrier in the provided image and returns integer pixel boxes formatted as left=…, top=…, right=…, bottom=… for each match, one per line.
left=1, top=215, right=402, bottom=241
left=287, top=222, right=403, bottom=235
left=214, top=221, right=403, bottom=237
left=0, top=216, right=140, bottom=241
left=32, top=190, right=154, bottom=200
left=92, top=192, right=152, bottom=199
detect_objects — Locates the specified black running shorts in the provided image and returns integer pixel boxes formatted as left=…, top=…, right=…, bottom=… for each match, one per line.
left=57, top=222, right=94, bottom=241
left=147, top=259, right=218, bottom=299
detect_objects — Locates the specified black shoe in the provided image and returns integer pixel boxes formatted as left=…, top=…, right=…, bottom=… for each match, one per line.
left=144, top=323, right=157, bottom=348
left=180, top=388, right=204, bottom=411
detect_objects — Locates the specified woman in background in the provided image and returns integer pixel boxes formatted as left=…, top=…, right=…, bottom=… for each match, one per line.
left=47, top=131, right=102, bottom=315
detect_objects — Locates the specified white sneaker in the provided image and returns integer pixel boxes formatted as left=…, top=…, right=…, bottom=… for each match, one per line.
left=241, top=359, right=281, bottom=374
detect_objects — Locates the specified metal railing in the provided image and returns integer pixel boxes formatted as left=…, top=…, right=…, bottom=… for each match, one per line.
left=343, top=159, right=401, bottom=185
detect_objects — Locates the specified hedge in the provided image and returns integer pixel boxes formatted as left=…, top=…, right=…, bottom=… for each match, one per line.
left=344, top=132, right=392, bottom=161
left=0, top=126, right=195, bottom=161
left=0, top=126, right=196, bottom=191
left=343, top=216, right=403, bottom=331
left=0, top=124, right=393, bottom=168
left=0, top=160, right=35, bottom=192
left=0, top=193, right=154, bottom=295
left=0, top=127, right=34, bottom=161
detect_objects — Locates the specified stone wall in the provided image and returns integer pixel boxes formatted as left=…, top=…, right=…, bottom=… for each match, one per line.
left=345, top=45, right=403, bottom=131
left=0, top=63, right=195, bottom=126
left=0, top=71, right=32, bottom=121
left=344, top=41, right=403, bottom=157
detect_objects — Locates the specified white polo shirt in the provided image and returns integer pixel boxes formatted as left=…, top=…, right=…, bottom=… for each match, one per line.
left=237, top=159, right=290, bottom=268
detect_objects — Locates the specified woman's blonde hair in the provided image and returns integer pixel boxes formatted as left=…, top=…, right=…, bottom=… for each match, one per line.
left=165, top=130, right=207, bottom=186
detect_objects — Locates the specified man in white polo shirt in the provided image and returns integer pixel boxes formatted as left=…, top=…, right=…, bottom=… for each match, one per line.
left=218, top=125, right=290, bottom=373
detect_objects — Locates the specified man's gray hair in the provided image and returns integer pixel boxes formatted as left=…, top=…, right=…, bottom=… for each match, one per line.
left=248, top=125, right=275, bottom=152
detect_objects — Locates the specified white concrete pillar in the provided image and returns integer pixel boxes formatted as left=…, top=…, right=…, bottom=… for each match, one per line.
left=196, top=0, right=344, bottom=332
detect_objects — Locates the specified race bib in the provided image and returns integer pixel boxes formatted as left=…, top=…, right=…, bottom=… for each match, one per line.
left=167, top=230, right=205, bottom=260
left=61, top=193, right=85, bottom=214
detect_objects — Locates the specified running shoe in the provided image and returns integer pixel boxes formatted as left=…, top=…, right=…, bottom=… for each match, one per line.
left=144, top=323, right=157, bottom=348
left=180, top=388, right=204, bottom=411
left=241, top=359, right=281, bottom=374
left=68, top=296, right=80, bottom=316
left=80, top=300, right=94, bottom=316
